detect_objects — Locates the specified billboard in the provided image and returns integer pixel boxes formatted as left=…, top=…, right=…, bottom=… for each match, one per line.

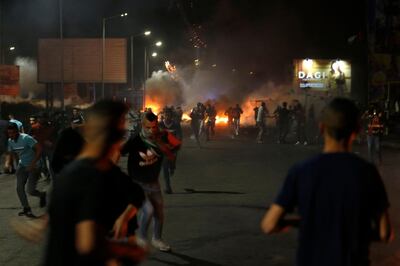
left=293, top=59, right=351, bottom=96
left=0, top=65, right=19, bottom=96
left=38, top=38, right=127, bottom=83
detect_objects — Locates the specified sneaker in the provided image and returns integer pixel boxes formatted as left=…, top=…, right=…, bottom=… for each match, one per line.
left=295, top=141, right=300, bottom=145
left=40, top=192, right=47, bottom=208
left=18, top=208, right=36, bottom=218
left=303, top=141, right=308, bottom=146
left=135, top=236, right=148, bottom=248
left=151, top=238, right=171, bottom=252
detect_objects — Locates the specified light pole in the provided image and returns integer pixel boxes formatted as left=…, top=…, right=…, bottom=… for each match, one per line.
left=143, top=41, right=162, bottom=80
left=143, top=42, right=162, bottom=109
left=102, top=12, right=128, bottom=99
left=59, top=0, right=64, bottom=110
left=130, top=30, right=151, bottom=90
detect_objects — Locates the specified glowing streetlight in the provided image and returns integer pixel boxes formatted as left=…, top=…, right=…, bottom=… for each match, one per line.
left=102, top=12, right=128, bottom=98
left=9, top=47, right=15, bottom=51
left=155, top=41, right=162, bottom=47
left=152, top=52, right=158, bottom=57
left=130, top=30, right=152, bottom=91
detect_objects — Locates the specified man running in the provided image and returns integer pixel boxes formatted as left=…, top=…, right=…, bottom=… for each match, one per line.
left=261, top=98, right=393, bottom=266
left=7, top=123, right=46, bottom=218
left=159, top=109, right=183, bottom=194
left=256, top=102, right=268, bottom=143
left=205, top=103, right=217, bottom=140
left=231, top=104, right=243, bottom=136
left=122, top=111, right=181, bottom=252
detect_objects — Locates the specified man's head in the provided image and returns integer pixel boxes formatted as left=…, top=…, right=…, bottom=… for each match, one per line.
left=29, top=116, right=37, bottom=125
left=8, top=114, right=14, bottom=120
left=164, top=110, right=174, bottom=123
left=142, top=111, right=159, bottom=137
left=321, top=98, right=360, bottom=143
left=72, top=108, right=78, bottom=116
left=84, top=100, right=128, bottom=157
left=282, top=102, right=287, bottom=108
left=7, top=123, right=19, bottom=141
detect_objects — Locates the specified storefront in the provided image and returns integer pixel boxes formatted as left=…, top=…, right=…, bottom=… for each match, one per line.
left=293, top=59, right=351, bottom=97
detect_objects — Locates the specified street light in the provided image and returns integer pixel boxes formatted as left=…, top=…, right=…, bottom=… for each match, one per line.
left=130, top=30, right=152, bottom=91
left=9, top=46, right=15, bottom=51
left=143, top=40, right=164, bottom=109
left=102, top=12, right=128, bottom=99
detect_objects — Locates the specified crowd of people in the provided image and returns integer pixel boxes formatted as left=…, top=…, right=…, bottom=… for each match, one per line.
left=253, top=99, right=317, bottom=145
left=3, top=96, right=393, bottom=266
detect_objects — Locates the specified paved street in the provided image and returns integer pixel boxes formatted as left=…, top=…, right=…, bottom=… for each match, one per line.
left=1, top=126, right=400, bottom=266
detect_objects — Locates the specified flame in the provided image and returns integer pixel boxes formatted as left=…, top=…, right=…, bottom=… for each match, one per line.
left=215, top=115, right=228, bottom=124
left=144, top=98, right=162, bottom=115
left=165, top=61, right=177, bottom=74
left=181, top=113, right=229, bottom=125
left=182, top=113, right=191, bottom=121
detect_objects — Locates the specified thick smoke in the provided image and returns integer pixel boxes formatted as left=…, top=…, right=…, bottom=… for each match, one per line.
left=145, top=70, right=185, bottom=110
left=14, top=57, right=45, bottom=98
left=144, top=64, right=327, bottom=125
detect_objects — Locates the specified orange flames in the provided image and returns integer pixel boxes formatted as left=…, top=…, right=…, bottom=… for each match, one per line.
left=181, top=113, right=229, bottom=125
left=144, top=99, right=162, bottom=115
left=215, top=115, right=229, bottom=124
left=144, top=99, right=229, bottom=125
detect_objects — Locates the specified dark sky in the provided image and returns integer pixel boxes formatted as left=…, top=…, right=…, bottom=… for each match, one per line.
left=1, top=0, right=366, bottom=82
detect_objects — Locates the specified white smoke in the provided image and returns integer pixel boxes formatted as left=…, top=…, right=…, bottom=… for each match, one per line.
left=14, top=56, right=45, bottom=98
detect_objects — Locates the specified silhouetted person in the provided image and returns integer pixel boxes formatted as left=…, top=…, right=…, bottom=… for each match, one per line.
left=262, top=98, right=393, bottom=266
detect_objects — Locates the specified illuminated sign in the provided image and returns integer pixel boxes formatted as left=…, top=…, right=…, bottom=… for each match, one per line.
left=293, top=59, right=351, bottom=95
left=298, top=71, right=327, bottom=79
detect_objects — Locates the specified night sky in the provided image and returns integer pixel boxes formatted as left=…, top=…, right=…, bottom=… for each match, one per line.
left=1, top=0, right=366, bottom=82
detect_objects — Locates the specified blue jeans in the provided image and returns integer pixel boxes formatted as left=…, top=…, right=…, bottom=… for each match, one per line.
left=367, top=135, right=381, bottom=164
left=137, top=181, right=164, bottom=240
left=162, top=154, right=177, bottom=191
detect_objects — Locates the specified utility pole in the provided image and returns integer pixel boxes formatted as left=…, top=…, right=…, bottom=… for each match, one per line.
left=59, top=0, right=65, bottom=110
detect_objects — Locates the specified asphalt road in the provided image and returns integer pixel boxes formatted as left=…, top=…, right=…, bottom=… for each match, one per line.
left=1, top=126, right=399, bottom=266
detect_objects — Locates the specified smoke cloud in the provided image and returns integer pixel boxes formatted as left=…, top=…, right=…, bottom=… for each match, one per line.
left=144, top=64, right=327, bottom=125
left=14, top=57, right=45, bottom=98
